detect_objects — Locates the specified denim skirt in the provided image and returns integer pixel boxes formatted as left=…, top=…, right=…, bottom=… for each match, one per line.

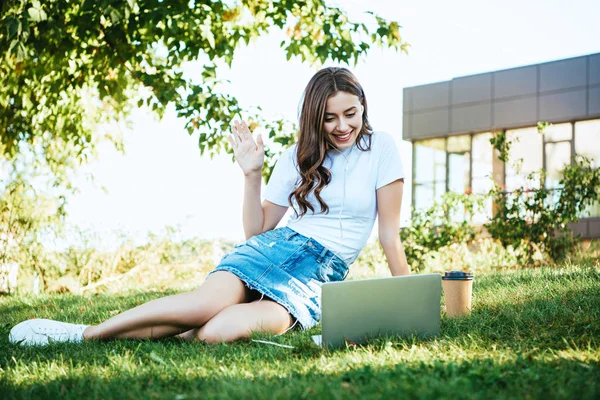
left=210, top=227, right=349, bottom=329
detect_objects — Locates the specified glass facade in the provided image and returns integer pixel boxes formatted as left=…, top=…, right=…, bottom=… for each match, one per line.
left=544, top=123, right=573, bottom=189
left=447, top=135, right=471, bottom=194
left=470, top=133, right=494, bottom=224
left=471, top=133, right=493, bottom=195
left=574, top=120, right=600, bottom=217
left=505, top=127, right=543, bottom=191
left=411, top=119, right=600, bottom=219
left=575, top=120, right=600, bottom=167
left=414, top=139, right=446, bottom=211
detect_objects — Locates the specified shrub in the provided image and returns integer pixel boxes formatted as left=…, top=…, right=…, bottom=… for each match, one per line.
left=399, top=192, right=486, bottom=272
left=415, top=238, right=538, bottom=273
left=485, top=156, right=600, bottom=263
left=0, top=176, right=66, bottom=293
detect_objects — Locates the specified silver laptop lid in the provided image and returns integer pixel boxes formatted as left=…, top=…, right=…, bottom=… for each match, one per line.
left=321, top=273, right=442, bottom=347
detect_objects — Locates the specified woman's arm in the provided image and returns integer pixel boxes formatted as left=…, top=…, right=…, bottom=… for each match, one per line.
left=376, top=179, right=410, bottom=276
left=241, top=171, right=264, bottom=238
left=242, top=175, right=287, bottom=239
left=229, top=120, right=288, bottom=239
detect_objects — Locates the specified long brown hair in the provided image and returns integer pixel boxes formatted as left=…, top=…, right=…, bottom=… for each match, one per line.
left=289, top=67, right=373, bottom=217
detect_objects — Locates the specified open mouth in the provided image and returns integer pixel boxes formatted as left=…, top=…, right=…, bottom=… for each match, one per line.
left=333, top=129, right=354, bottom=143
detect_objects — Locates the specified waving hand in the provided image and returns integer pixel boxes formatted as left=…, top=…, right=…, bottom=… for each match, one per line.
left=228, top=120, right=264, bottom=176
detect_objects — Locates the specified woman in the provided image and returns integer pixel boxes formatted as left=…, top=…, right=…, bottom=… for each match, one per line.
left=9, top=67, right=410, bottom=346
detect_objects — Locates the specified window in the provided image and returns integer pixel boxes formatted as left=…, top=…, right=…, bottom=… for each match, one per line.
left=470, top=133, right=494, bottom=223
left=545, top=142, right=572, bottom=187
left=544, top=123, right=572, bottom=189
left=471, top=133, right=493, bottom=194
left=414, top=139, right=446, bottom=211
left=505, top=127, right=543, bottom=191
left=544, top=122, right=572, bottom=142
left=446, top=135, right=471, bottom=222
left=575, top=120, right=600, bottom=167
left=410, top=119, right=599, bottom=221
left=447, top=135, right=471, bottom=194
left=575, top=119, right=600, bottom=217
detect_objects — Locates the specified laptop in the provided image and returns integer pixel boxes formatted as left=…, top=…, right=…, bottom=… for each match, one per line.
left=316, top=273, right=442, bottom=348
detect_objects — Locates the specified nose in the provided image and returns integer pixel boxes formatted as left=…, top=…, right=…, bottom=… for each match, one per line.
left=338, top=119, right=349, bottom=132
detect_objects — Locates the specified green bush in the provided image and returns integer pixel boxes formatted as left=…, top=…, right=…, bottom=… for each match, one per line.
left=399, top=192, right=486, bottom=272
left=486, top=156, right=600, bottom=263
left=0, top=176, right=66, bottom=293
left=415, top=238, right=538, bottom=273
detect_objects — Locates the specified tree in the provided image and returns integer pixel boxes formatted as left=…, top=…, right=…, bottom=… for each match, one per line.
left=1, top=0, right=408, bottom=180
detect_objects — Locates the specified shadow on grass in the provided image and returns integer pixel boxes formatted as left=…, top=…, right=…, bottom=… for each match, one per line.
left=1, top=281, right=598, bottom=370
left=0, top=290, right=185, bottom=325
left=1, top=354, right=598, bottom=399
left=441, top=274, right=600, bottom=350
left=2, top=266, right=599, bottom=371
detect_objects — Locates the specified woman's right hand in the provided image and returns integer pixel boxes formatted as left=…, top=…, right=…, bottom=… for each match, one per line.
left=227, top=120, right=264, bottom=177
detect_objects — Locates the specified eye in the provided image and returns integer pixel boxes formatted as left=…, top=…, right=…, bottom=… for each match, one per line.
left=346, top=113, right=356, bottom=118
left=324, top=118, right=334, bottom=122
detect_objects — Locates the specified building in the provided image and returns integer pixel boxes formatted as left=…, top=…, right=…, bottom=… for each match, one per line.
left=402, top=52, right=600, bottom=238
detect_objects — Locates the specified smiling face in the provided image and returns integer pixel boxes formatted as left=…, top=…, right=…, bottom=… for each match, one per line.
left=323, top=91, right=364, bottom=150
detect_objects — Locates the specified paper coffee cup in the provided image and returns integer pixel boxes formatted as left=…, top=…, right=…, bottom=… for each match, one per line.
left=442, top=271, right=474, bottom=318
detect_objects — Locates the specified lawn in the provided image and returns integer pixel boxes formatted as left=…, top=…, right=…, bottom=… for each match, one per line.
left=1, top=262, right=599, bottom=399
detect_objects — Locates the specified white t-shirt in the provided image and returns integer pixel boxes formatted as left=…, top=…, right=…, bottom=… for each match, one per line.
left=264, top=131, right=405, bottom=265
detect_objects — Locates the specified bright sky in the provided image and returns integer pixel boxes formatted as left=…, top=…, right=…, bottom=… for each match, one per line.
left=64, top=0, right=600, bottom=250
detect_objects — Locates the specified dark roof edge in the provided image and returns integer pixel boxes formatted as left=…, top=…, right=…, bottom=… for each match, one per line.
left=404, top=51, right=600, bottom=90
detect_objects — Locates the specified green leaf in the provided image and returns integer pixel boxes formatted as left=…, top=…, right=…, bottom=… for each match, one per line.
left=109, top=8, right=121, bottom=24
left=16, top=42, right=27, bottom=62
left=8, top=39, right=19, bottom=53
left=148, top=351, right=166, bottom=365
left=28, top=7, right=42, bottom=22
left=82, top=0, right=94, bottom=12
left=6, top=17, right=20, bottom=38
left=200, top=24, right=215, bottom=49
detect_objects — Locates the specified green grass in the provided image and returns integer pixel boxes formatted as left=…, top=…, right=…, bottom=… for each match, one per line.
left=1, top=262, right=599, bottom=399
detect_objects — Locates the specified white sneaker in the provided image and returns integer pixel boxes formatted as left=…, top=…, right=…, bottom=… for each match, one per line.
left=9, top=319, right=88, bottom=346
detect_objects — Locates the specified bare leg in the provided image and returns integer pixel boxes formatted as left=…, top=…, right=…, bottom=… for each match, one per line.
left=84, top=272, right=251, bottom=340
left=114, top=325, right=188, bottom=339
left=184, top=299, right=294, bottom=343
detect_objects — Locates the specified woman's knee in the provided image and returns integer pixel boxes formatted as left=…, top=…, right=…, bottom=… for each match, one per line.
left=171, top=271, right=251, bottom=326
left=196, top=300, right=293, bottom=343
left=196, top=316, right=249, bottom=343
